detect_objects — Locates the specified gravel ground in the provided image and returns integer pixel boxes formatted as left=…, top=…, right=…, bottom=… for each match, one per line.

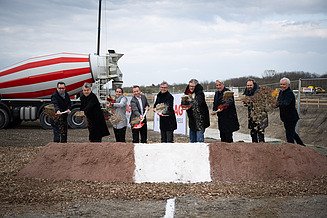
left=1, top=122, right=327, bottom=217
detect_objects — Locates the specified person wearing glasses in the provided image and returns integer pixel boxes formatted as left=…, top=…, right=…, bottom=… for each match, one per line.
left=183, top=79, right=210, bottom=143
left=277, top=77, right=305, bottom=146
left=80, top=83, right=110, bottom=142
left=212, top=80, right=239, bottom=143
left=109, top=87, right=128, bottom=142
left=50, top=81, right=71, bottom=143
left=153, top=81, right=177, bottom=143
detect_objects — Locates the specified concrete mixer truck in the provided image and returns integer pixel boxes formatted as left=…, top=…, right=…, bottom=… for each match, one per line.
left=0, top=50, right=123, bottom=129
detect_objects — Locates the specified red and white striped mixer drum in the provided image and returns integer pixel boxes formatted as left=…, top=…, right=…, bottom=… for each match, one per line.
left=0, top=53, right=95, bottom=99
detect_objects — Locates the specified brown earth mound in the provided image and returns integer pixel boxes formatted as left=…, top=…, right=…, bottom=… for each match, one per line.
left=17, top=142, right=135, bottom=182
left=18, top=142, right=327, bottom=183
left=209, top=142, right=327, bottom=182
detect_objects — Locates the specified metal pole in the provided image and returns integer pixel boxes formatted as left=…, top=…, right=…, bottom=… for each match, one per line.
left=296, top=78, right=301, bottom=132
left=97, top=0, right=102, bottom=55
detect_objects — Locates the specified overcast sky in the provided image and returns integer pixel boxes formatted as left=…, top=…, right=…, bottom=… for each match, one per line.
left=1, top=0, right=327, bottom=87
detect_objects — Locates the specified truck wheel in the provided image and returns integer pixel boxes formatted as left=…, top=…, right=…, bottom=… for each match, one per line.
left=39, top=111, right=53, bottom=130
left=68, top=108, right=87, bottom=129
left=0, top=108, right=10, bottom=129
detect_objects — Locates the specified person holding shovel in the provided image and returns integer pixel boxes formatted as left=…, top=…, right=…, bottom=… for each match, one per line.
left=212, top=80, right=239, bottom=143
left=242, top=79, right=267, bottom=143
left=153, top=81, right=177, bottom=143
left=80, top=83, right=110, bottom=142
left=277, top=77, right=305, bottom=146
left=50, top=81, right=71, bottom=143
left=183, top=79, right=210, bottom=143
left=108, top=87, right=128, bottom=142
left=130, top=85, right=150, bottom=143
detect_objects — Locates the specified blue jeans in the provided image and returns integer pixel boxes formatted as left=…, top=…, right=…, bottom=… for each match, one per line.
left=189, top=129, right=204, bottom=143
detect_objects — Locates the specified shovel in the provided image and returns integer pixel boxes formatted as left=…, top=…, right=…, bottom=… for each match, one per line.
left=56, top=109, right=70, bottom=115
left=133, top=108, right=149, bottom=129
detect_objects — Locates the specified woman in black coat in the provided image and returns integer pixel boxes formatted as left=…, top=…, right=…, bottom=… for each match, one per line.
left=154, top=81, right=177, bottom=143
left=183, top=79, right=210, bottom=143
left=277, top=77, right=304, bottom=146
left=213, top=80, right=239, bottom=143
left=80, top=83, right=110, bottom=142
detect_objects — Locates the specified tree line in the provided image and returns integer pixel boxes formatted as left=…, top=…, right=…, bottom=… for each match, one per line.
left=124, top=71, right=327, bottom=94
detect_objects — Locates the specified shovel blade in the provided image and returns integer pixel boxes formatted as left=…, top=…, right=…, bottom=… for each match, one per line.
left=133, top=122, right=145, bottom=129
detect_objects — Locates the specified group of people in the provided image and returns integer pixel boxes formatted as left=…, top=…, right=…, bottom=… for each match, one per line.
left=50, top=82, right=111, bottom=143
left=50, top=77, right=304, bottom=146
left=242, top=77, right=304, bottom=145
left=211, top=77, right=304, bottom=145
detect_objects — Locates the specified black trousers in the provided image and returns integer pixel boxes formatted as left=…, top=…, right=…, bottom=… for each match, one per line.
left=89, top=137, right=102, bottom=142
left=160, top=130, right=174, bottom=143
left=132, top=123, right=147, bottom=143
left=220, top=131, right=233, bottom=143
left=113, top=127, right=127, bottom=142
left=250, top=129, right=265, bottom=143
left=51, top=115, right=68, bottom=143
left=283, top=120, right=304, bottom=146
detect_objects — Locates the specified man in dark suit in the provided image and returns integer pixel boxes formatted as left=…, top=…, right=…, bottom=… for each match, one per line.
left=277, top=77, right=305, bottom=146
left=51, top=81, right=71, bottom=143
left=130, top=85, right=149, bottom=143
left=154, top=81, right=177, bottom=143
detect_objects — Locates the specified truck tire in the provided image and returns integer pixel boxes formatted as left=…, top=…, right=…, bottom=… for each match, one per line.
left=68, top=108, right=87, bottom=129
left=0, top=108, right=10, bottom=129
left=39, top=111, right=53, bottom=129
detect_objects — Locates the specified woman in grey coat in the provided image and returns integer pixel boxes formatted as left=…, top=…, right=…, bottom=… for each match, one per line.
left=110, top=87, right=128, bottom=142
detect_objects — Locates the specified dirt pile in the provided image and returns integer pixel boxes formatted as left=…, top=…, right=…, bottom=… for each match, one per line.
left=18, top=142, right=327, bottom=183
left=18, top=143, right=135, bottom=182
left=209, top=142, right=327, bottom=182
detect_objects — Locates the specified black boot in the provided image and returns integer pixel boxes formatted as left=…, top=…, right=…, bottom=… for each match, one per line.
left=250, top=129, right=258, bottom=143
left=258, top=132, right=265, bottom=143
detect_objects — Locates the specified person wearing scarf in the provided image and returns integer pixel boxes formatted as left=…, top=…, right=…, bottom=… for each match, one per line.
left=183, top=79, right=210, bottom=143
